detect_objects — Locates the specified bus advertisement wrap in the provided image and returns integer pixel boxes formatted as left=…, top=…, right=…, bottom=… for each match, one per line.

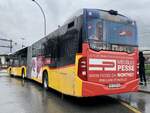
left=8, top=9, right=139, bottom=97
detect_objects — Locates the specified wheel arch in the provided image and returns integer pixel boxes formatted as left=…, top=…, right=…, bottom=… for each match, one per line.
left=21, top=66, right=26, bottom=77
left=9, top=67, right=12, bottom=74
left=42, top=69, right=48, bottom=82
left=22, top=68, right=25, bottom=74
left=42, top=66, right=51, bottom=87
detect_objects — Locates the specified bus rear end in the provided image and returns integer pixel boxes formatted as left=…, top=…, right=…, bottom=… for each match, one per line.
left=77, top=9, right=139, bottom=97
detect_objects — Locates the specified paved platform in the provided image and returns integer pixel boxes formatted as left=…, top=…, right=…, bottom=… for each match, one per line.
left=139, top=84, right=150, bottom=93
left=138, top=75, right=150, bottom=93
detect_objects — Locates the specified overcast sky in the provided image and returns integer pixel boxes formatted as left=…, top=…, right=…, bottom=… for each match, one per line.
left=0, top=0, right=150, bottom=53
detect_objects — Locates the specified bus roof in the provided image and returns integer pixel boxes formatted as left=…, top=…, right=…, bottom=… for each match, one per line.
left=30, top=8, right=135, bottom=48
left=64, top=8, right=133, bottom=24
left=10, top=47, right=28, bottom=56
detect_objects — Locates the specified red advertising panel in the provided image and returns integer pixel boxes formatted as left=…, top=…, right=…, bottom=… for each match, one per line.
left=87, top=49, right=137, bottom=85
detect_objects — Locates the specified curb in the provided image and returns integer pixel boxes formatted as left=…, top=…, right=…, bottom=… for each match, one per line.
left=119, top=101, right=141, bottom=113
left=111, top=97, right=142, bottom=113
left=139, top=90, right=150, bottom=94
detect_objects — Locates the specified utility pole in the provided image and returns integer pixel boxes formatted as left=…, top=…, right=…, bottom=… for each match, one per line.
left=10, top=40, right=12, bottom=53
left=0, top=38, right=13, bottom=53
left=32, top=0, right=47, bottom=36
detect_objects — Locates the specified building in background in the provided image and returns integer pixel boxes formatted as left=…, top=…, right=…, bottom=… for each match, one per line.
left=0, top=54, right=8, bottom=70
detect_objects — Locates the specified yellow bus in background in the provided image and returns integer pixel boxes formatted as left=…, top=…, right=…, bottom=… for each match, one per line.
left=8, top=47, right=27, bottom=78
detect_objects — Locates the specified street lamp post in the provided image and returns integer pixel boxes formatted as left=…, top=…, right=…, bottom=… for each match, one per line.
left=32, top=0, right=47, bottom=36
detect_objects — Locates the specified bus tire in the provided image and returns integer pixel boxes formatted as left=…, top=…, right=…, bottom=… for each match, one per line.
left=9, top=69, right=13, bottom=77
left=43, top=71, right=48, bottom=90
left=22, top=68, right=25, bottom=79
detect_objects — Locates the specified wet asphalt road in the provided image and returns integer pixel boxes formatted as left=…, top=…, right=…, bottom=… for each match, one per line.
left=0, top=73, right=135, bottom=113
left=114, top=92, right=150, bottom=113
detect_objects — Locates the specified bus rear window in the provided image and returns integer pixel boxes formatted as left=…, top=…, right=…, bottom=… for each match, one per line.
left=88, top=19, right=103, bottom=42
left=87, top=9, right=134, bottom=25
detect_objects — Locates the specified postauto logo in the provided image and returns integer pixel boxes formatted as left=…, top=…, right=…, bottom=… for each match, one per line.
left=89, top=59, right=116, bottom=71
left=89, top=59, right=134, bottom=72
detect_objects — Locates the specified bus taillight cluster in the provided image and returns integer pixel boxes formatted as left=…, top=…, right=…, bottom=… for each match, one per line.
left=78, top=57, right=87, bottom=81
left=137, top=63, right=139, bottom=79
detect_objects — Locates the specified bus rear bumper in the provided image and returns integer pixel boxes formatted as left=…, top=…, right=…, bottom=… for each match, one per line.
left=82, top=79, right=139, bottom=97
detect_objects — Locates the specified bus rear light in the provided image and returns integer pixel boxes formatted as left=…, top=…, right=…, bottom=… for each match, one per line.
left=81, top=65, right=86, bottom=68
left=82, top=71, right=87, bottom=76
left=81, top=61, right=86, bottom=64
left=78, top=57, right=87, bottom=81
left=137, top=63, right=139, bottom=78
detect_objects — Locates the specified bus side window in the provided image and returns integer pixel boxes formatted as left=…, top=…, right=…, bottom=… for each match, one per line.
left=32, top=46, right=36, bottom=57
left=43, top=37, right=58, bottom=67
left=57, top=28, right=79, bottom=66
left=14, top=59, right=19, bottom=67
left=68, top=21, right=75, bottom=29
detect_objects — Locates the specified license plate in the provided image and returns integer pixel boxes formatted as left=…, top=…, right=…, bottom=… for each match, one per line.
left=109, top=84, right=121, bottom=88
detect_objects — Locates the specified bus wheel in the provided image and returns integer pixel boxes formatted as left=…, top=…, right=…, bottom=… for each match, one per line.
left=43, top=71, right=48, bottom=89
left=9, top=69, right=13, bottom=77
left=22, top=69, right=25, bottom=79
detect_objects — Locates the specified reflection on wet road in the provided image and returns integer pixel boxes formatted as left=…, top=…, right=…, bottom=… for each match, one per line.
left=114, top=92, right=150, bottom=113
left=0, top=74, right=134, bottom=113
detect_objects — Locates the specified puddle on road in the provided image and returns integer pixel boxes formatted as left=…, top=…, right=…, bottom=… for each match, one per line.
left=112, top=92, right=150, bottom=113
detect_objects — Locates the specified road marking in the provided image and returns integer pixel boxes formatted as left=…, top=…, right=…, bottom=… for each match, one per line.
left=120, top=101, right=141, bottom=113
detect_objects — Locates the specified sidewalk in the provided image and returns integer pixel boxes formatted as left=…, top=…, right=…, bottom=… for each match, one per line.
left=139, top=76, right=150, bottom=93
left=139, top=84, right=150, bottom=94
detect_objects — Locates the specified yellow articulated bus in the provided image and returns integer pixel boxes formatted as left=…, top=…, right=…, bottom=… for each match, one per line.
left=8, top=47, right=27, bottom=78
left=8, top=9, right=139, bottom=97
